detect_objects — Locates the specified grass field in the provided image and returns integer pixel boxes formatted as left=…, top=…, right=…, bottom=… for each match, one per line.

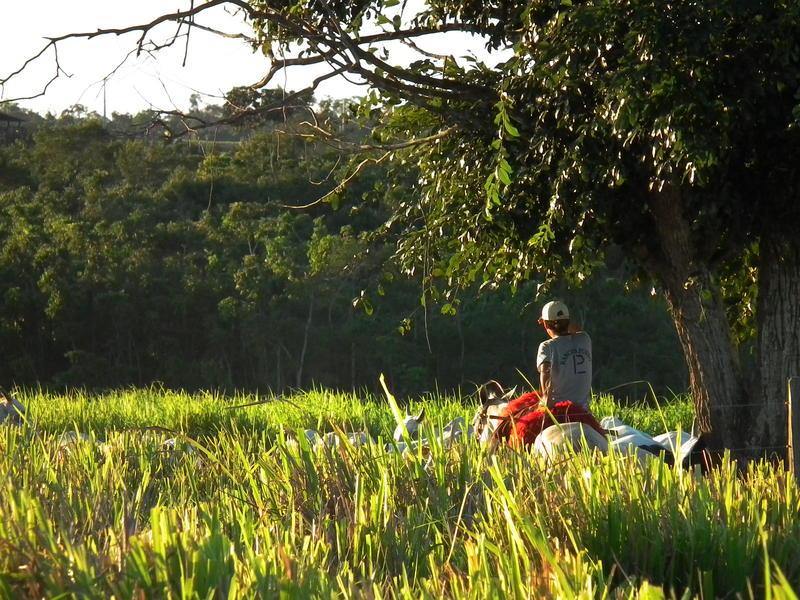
left=1, top=388, right=798, bottom=598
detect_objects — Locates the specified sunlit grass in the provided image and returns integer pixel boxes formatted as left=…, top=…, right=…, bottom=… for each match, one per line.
left=0, top=388, right=796, bottom=598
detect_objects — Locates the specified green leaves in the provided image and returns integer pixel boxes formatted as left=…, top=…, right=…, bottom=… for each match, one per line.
left=497, top=110, right=520, bottom=139
left=483, top=97, right=521, bottom=216
left=353, top=289, right=374, bottom=316
left=440, top=302, right=457, bottom=316
left=497, top=158, right=513, bottom=186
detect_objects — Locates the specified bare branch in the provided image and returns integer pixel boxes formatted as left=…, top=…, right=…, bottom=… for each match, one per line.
left=140, top=63, right=348, bottom=141
left=42, top=0, right=253, bottom=51
left=176, top=19, right=256, bottom=44
left=2, top=0, right=496, bottom=146
left=1, top=0, right=253, bottom=93
left=314, top=3, right=490, bottom=100
left=182, top=0, right=195, bottom=67
left=1, top=44, right=71, bottom=104
left=250, top=49, right=340, bottom=90
left=2, top=0, right=496, bottom=110
left=401, top=37, right=454, bottom=62
left=280, top=126, right=457, bottom=209
left=309, top=154, right=342, bottom=186
left=290, top=123, right=458, bottom=154
left=280, top=152, right=393, bottom=210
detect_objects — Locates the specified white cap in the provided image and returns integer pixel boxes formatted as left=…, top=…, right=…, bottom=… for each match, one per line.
left=541, top=300, right=569, bottom=321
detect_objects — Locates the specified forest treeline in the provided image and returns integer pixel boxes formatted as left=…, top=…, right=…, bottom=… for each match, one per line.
left=0, top=101, right=686, bottom=398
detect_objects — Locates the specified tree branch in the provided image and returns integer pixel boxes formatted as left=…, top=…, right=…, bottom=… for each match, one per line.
left=316, top=3, right=491, bottom=102
left=3, top=0, right=494, bottom=105
left=1, top=0, right=254, bottom=103
left=280, top=126, right=457, bottom=209
left=280, top=152, right=392, bottom=210
left=177, top=19, right=256, bottom=44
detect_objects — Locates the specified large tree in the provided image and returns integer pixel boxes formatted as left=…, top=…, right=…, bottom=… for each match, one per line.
left=5, top=0, right=800, bottom=453
left=369, top=0, right=800, bottom=454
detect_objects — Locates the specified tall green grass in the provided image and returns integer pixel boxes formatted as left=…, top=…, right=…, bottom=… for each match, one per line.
left=0, top=389, right=796, bottom=598
left=19, top=386, right=694, bottom=437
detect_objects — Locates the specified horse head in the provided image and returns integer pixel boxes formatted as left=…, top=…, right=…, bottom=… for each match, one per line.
left=471, top=380, right=515, bottom=445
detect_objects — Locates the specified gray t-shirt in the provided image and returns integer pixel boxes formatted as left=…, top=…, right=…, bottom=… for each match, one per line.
left=536, top=332, right=593, bottom=408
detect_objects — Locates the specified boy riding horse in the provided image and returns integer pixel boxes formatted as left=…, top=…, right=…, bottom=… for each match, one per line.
left=536, top=300, right=593, bottom=411
left=486, top=301, right=603, bottom=447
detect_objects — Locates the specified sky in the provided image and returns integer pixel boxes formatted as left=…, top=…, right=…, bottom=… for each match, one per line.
left=0, top=1, right=502, bottom=117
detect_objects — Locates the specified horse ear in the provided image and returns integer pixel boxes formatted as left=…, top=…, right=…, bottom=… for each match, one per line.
left=501, top=386, right=517, bottom=402
left=477, top=380, right=505, bottom=404
left=416, top=407, right=425, bottom=422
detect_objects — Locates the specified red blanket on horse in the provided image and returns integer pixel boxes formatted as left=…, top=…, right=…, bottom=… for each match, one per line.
left=499, top=391, right=605, bottom=446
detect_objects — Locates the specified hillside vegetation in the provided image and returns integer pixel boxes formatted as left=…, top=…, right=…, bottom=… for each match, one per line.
left=0, top=105, right=685, bottom=398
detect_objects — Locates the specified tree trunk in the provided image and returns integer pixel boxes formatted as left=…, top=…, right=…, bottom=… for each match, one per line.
left=351, top=341, right=356, bottom=391
left=296, top=292, right=314, bottom=389
left=661, top=274, right=745, bottom=451
left=276, top=344, right=281, bottom=392
left=648, top=187, right=748, bottom=453
left=755, top=233, right=800, bottom=455
left=456, top=309, right=465, bottom=385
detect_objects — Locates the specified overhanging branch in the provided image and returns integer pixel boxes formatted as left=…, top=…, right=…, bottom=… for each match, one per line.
left=280, top=126, right=457, bottom=209
left=3, top=0, right=496, bottom=108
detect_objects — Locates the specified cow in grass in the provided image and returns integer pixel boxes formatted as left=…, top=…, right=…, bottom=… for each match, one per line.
left=386, top=411, right=471, bottom=453
left=0, top=388, right=25, bottom=426
left=393, top=407, right=426, bottom=442
left=284, top=429, right=374, bottom=452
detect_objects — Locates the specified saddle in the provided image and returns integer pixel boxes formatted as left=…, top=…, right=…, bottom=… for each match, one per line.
left=493, top=391, right=605, bottom=447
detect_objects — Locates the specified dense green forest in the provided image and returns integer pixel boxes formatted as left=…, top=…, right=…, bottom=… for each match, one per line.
left=0, top=101, right=685, bottom=397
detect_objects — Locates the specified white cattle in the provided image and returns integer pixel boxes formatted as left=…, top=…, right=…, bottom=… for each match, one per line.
left=383, top=416, right=473, bottom=455
left=601, top=418, right=658, bottom=448
left=284, top=429, right=373, bottom=451
left=288, top=429, right=322, bottom=449
left=315, top=430, right=372, bottom=450
left=56, top=431, right=91, bottom=456
left=161, top=437, right=197, bottom=457
left=58, top=431, right=90, bottom=446
left=393, top=408, right=425, bottom=442
left=602, top=416, right=703, bottom=467
left=441, top=416, right=472, bottom=447
left=0, top=390, right=25, bottom=426
left=652, top=431, right=702, bottom=467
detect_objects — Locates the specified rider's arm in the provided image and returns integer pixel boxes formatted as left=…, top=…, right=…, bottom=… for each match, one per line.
left=539, top=361, right=552, bottom=406
left=567, top=321, right=583, bottom=334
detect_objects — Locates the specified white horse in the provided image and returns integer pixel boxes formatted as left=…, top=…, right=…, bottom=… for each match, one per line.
left=468, top=382, right=683, bottom=467
left=532, top=422, right=661, bottom=467
left=532, top=422, right=608, bottom=459
left=470, top=380, right=515, bottom=446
